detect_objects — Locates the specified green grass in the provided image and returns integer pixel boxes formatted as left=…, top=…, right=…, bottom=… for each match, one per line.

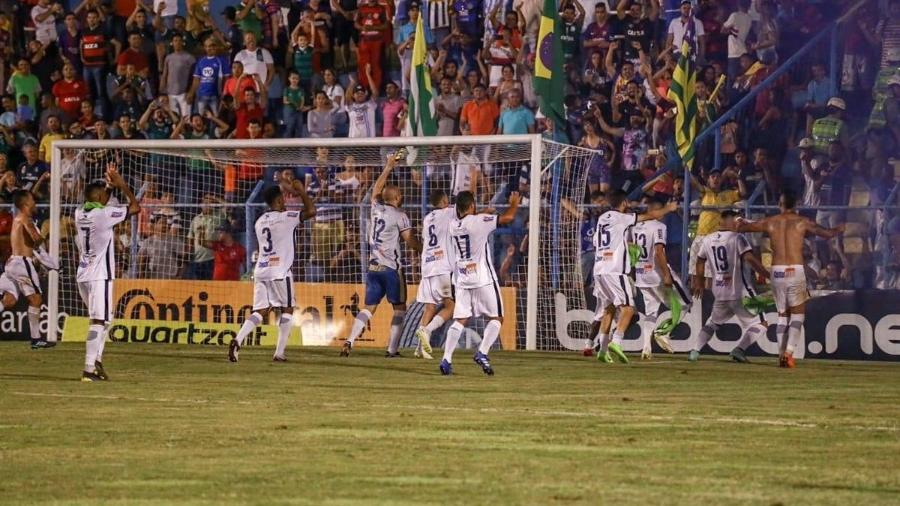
left=1, top=343, right=899, bottom=505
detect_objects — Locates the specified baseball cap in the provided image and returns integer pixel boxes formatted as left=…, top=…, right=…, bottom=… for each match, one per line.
left=353, top=84, right=367, bottom=93
left=827, top=97, right=846, bottom=110
left=408, top=1, right=420, bottom=9
left=798, top=137, right=814, bottom=149
left=720, top=209, right=740, bottom=219
left=889, top=75, right=900, bottom=87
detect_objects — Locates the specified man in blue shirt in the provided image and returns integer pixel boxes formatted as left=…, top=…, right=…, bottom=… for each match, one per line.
left=803, top=62, right=833, bottom=126
left=498, top=90, right=535, bottom=135
left=451, top=0, right=483, bottom=38
left=188, top=37, right=232, bottom=116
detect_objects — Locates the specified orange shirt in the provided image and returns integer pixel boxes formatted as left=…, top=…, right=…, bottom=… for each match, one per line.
left=460, top=99, right=500, bottom=135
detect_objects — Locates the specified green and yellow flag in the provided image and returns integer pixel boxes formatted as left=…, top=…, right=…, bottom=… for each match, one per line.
left=668, top=34, right=698, bottom=169
left=533, top=0, right=565, bottom=134
left=407, top=14, right=437, bottom=137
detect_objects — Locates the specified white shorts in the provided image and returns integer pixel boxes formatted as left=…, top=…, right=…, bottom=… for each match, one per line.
left=592, top=274, right=610, bottom=322
left=416, top=274, right=452, bottom=305
left=0, top=256, right=42, bottom=300
left=253, top=275, right=296, bottom=311
left=77, top=280, right=113, bottom=322
left=771, top=265, right=809, bottom=313
left=689, top=237, right=713, bottom=278
left=637, top=278, right=692, bottom=318
left=594, top=273, right=635, bottom=308
left=707, top=299, right=759, bottom=328
left=453, top=282, right=504, bottom=320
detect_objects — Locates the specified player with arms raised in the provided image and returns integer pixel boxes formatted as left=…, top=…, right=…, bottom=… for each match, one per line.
left=228, top=181, right=316, bottom=363
left=413, top=190, right=456, bottom=360
left=736, top=191, right=843, bottom=367
left=690, top=210, right=770, bottom=363
left=74, top=166, right=140, bottom=381
left=342, top=151, right=421, bottom=357
left=593, top=190, right=678, bottom=364
left=1, top=190, right=58, bottom=349
left=439, top=190, right=520, bottom=376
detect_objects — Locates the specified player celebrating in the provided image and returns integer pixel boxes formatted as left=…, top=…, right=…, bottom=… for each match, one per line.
left=341, top=151, right=421, bottom=357
left=413, top=190, right=456, bottom=360
left=1, top=190, right=57, bottom=349
left=736, top=191, right=843, bottom=367
left=689, top=210, right=770, bottom=363
left=439, top=190, right=520, bottom=376
left=228, top=181, right=316, bottom=363
left=592, top=190, right=678, bottom=364
left=632, top=197, right=691, bottom=359
left=74, top=166, right=141, bottom=381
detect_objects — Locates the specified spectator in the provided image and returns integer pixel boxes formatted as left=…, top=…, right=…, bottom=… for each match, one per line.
left=53, top=63, right=89, bottom=124
left=435, top=77, right=463, bottom=136
left=7, top=59, right=42, bottom=111
left=722, top=0, right=752, bottom=81
left=137, top=214, right=190, bottom=279
left=234, top=86, right=267, bottom=138
left=616, top=0, right=659, bottom=64
left=111, top=63, right=153, bottom=107
left=113, top=87, right=145, bottom=123
left=32, top=0, right=62, bottom=48
left=380, top=81, right=407, bottom=137
left=811, top=97, right=849, bottom=155
left=307, top=91, right=337, bottom=138
left=161, top=33, right=197, bottom=119
left=498, top=89, right=535, bottom=135
left=235, top=0, right=265, bottom=41
left=582, top=3, right=614, bottom=62
left=460, top=83, right=500, bottom=135
left=207, top=226, right=246, bottom=281
left=188, top=37, right=232, bottom=116
left=321, top=68, right=345, bottom=111
left=17, top=95, right=36, bottom=125
left=688, top=168, right=746, bottom=284
left=221, top=6, right=244, bottom=59
left=0, top=95, right=16, bottom=129
left=290, top=28, right=317, bottom=92
left=798, top=137, right=827, bottom=210
left=17, top=144, right=50, bottom=200
left=283, top=70, right=309, bottom=138
left=396, top=2, right=422, bottom=95
left=234, top=32, right=275, bottom=88
left=112, top=114, right=145, bottom=141
left=80, top=9, right=117, bottom=117
left=117, top=32, right=151, bottom=78
left=58, top=12, right=82, bottom=72
left=355, top=0, right=389, bottom=92
left=223, top=60, right=259, bottom=99
left=803, top=63, right=833, bottom=129
left=345, top=69, right=379, bottom=138
left=187, top=194, right=227, bottom=280
left=875, top=0, right=900, bottom=70
left=580, top=118, right=615, bottom=194
left=38, top=115, right=64, bottom=162
left=558, top=1, right=585, bottom=65
left=666, top=0, right=705, bottom=62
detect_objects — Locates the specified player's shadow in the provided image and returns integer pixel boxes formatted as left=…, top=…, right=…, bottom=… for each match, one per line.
left=0, top=372, right=79, bottom=382
left=108, top=349, right=229, bottom=362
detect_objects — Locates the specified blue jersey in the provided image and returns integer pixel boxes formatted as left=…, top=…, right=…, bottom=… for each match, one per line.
left=193, top=56, right=231, bottom=98
left=452, top=0, right=482, bottom=36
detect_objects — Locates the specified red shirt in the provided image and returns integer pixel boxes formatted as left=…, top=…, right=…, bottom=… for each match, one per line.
left=357, top=2, right=388, bottom=42
left=234, top=104, right=264, bottom=139
left=116, top=48, right=149, bottom=73
left=52, top=79, right=89, bottom=119
left=212, top=241, right=246, bottom=281
left=80, top=26, right=108, bottom=67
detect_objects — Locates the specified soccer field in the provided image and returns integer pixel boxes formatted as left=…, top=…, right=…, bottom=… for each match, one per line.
left=1, top=343, right=899, bottom=505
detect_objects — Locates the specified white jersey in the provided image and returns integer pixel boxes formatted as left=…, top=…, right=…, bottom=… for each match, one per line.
left=697, top=231, right=754, bottom=301
left=633, top=219, right=667, bottom=287
left=369, top=202, right=412, bottom=271
left=75, top=206, right=129, bottom=282
left=348, top=100, right=378, bottom=138
left=254, top=210, right=302, bottom=281
left=593, top=210, right=637, bottom=276
left=420, top=207, right=454, bottom=278
left=451, top=151, right=481, bottom=197
left=450, top=213, right=499, bottom=289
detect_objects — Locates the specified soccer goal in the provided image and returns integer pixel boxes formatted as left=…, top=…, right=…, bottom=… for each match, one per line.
left=49, top=135, right=594, bottom=351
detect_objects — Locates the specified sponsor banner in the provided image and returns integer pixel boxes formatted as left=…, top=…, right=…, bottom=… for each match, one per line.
left=555, top=290, right=900, bottom=361
left=62, top=317, right=301, bottom=347
left=82, top=280, right=517, bottom=350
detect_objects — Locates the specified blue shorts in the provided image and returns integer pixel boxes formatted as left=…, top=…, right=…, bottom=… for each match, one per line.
left=364, top=266, right=406, bottom=306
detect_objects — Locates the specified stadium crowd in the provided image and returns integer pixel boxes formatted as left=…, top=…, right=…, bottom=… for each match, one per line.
left=0, top=0, right=899, bottom=292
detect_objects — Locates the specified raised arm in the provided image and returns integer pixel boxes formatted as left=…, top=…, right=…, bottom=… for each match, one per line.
left=290, top=177, right=317, bottom=221
left=637, top=200, right=678, bottom=222
left=372, top=150, right=403, bottom=201
left=106, top=164, right=141, bottom=216
left=807, top=221, right=844, bottom=240
left=735, top=216, right=770, bottom=234
left=497, top=191, right=521, bottom=226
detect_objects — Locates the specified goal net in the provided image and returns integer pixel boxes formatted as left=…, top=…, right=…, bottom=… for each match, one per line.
left=49, top=136, right=593, bottom=351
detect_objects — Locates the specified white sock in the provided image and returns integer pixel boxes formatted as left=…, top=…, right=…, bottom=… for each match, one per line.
left=776, top=316, right=789, bottom=355
left=611, top=331, right=625, bottom=347
left=274, top=314, right=292, bottom=358
left=442, top=322, right=464, bottom=363
left=84, top=324, right=104, bottom=372
left=736, top=324, right=763, bottom=351
left=387, top=310, right=406, bottom=354
left=696, top=322, right=717, bottom=351
left=27, top=306, right=40, bottom=341
left=786, top=314, right=805, bottom=355
left=97, top=325, right=108, bottom=362
left=599, top=333, right=611, bottom=353
left=235, top=312, right=263, bottom=347
left=424, top=314, right=445, bottom=333
left=347, top=309, right=372, bottom=345
left=478, top=320, right=502, bottom=355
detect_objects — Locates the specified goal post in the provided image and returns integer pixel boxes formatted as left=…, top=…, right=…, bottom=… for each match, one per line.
left=48, top=135, right=593, bottom=351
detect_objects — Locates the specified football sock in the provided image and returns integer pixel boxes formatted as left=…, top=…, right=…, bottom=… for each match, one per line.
left=27, top=306, right=40, bottom=341
left=696, top=322, right=717, bottom=351
left=235, top=312, right=263, bottom=347
left=736, top=324, right=763, bottom=351
left=424, top=314, right=445, bottom=334
left=347, top=309, right=372, bottom=345
left=776, top=316, right=789, bottom=355
left=274, top=314, right=292, bottom=358
left=387, top=310, right=406, bottom=354
left=84, top=324, right=104, bottom=372
left=443, top=322, right=463, bottom=363
left=786, top=314, right=805, bottom=355
left=97, top=324, right=109, bottom=362
left=612, top=331, right=625, bottom=347
left=478, top=320, right=502, bottom=355
left=598, top=333, right=611, bottom=353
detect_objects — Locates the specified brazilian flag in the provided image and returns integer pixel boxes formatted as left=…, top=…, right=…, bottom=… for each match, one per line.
left=533, top=0, right=566, bottom=136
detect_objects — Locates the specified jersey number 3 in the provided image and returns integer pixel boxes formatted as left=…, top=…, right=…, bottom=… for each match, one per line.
left=261, top=227, right=273, bottom=253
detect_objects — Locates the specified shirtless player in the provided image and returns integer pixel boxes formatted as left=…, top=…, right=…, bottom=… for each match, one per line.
left=736, top=191, right=843, bottom=368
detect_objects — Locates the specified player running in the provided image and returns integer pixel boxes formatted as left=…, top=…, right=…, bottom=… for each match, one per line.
left=736, top=191, right=843, bottom=368
left=412, top=190, right=456, bottom=360
left=689, top=210, right=770, bottom=363
left=74, top=166, right=141, bottom=381
left=228, top=180, right=315, bottom=363
left=1, top=190, right=58, bottom=349
left=439, top=190, right=520, bottom=376
left=592, top=190, right=678, bottom=364
left=342, top=151, right=421, bottom=357
left=632, top=197, right=691, bottom=359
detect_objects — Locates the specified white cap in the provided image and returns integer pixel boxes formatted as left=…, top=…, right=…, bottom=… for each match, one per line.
left=827, top=97, right=846, bottom=110
left=798, top=137, right=814, bottom=149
